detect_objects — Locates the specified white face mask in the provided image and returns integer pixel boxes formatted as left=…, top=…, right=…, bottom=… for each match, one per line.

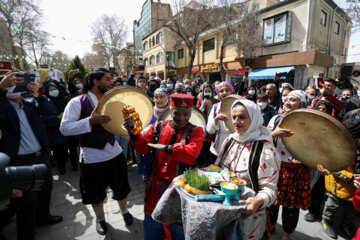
left=75, top=83, right=83, bottom=89
left=257, top=102, right=267, bottom=110
left=248, top=90, right=255, bottom=95
left=279, top=88, right=283, bottom=93
left=282, top=96, right=287, bottom=103
left=357, top=91, right=360, bottom=97
left=23, top=97, right=34, bottom=103
left=204, top=92, right=212, bottom=97
left=49, top=89, right=59, bottom=97
left=6, top=86, right=22, bottom=100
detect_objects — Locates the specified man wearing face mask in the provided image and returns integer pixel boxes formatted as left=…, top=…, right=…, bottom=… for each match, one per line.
left=0, top=71, right=63, bottom=240
left=256, top=93, right=276, bottom=126
left=147, top=78, right=158, bottom=100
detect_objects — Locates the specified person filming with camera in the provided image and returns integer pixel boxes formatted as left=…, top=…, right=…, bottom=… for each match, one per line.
left=0, top=71, right=62, bottom=240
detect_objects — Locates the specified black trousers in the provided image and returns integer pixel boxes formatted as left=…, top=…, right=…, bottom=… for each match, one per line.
left=11, top=152, right=53, bottom=240
left=68, top=136, right=79, bottom=168
left=52, top=143, right=68, bottom=171
left=309, top=175, right=325, bottom=216
left=269, top=205, right=300, bottom=234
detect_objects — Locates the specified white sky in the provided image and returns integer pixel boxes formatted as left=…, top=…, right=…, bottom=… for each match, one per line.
left=40, top=0, right=360, bottom=63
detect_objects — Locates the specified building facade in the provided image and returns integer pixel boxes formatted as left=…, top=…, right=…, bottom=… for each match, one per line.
left=142, top=26, right=177, bottom=80
left=133, top=0, right=172, bottom=67
left=173, top=0, right=351, bottom=89
left=118, top=43, right=135, bottom=76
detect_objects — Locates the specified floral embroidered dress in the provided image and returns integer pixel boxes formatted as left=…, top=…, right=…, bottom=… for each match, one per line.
left=217, top=138, right=280, bottom=240
left=267, top=114, right=311, bottom=210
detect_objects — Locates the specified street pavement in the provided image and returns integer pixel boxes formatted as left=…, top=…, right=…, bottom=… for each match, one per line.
left=2, top=163, right=348, bottom=240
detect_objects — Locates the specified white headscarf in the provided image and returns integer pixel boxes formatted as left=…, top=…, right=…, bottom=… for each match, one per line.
left=229, top=99, right=273, bottom=143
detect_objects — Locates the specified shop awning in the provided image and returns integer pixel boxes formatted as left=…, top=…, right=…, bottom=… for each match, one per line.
left=248, top=66, right=294, bottom=80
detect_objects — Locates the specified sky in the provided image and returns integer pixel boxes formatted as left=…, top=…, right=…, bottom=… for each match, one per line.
left=39, top=0, right=360, bottom=63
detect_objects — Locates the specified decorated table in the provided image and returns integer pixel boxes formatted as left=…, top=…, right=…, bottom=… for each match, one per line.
left=151, top=170, right=256, bottom=240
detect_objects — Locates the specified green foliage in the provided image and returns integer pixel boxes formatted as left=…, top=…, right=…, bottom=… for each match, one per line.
left=185, top=171, right=210, bottom=191
left=64, top=55, right=89, bottom=82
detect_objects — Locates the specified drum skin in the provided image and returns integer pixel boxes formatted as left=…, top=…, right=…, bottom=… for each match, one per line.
left=280, top=109, right=356, bottom=172
left=158, top=107, right=206, bottom=133
left=97, top=86, right=154, bottom=136
left=219, top=95, right=246, bottom=133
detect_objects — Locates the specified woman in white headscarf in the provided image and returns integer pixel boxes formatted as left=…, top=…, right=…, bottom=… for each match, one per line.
left=215, top=99, right=280, bottom=240
left=267, top=90, right=311, bottom=240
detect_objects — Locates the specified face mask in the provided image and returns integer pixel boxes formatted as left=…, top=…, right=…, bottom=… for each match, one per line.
left=49, top=89, right=59, bottom=97
left=23, top=97, right=34, bottom=103
left=186, top=92, right=192, bottom=95
left=357, top=91, right=360, bottom=97
left=75, top=83, right=83, bottom=89
left=167, top=84, right=173, bottom=89
left=185, top=84, right=190, bottom=89
left=282, top=97, right=287, bottom=103
left=248, top=90, right=255, bottom=95
left=6, top=86, right=22, bottom=100
left=195, top=88, right=200, bottom=93
left=204, top=92, right=212, bottom=97
left=257, top=102, right=267, bottom=110
left=149, top=85, right=157, bottom=92
left=160, top=84, right=166, bottom=89
left=279, top=88, right=283, bottom=93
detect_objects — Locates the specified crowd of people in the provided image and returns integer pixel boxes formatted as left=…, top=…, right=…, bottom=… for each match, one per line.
left=0, top=65, right=360, bottom=240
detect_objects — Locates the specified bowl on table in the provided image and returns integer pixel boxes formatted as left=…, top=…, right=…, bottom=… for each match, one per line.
left=230, top=178, right=246, bottom=191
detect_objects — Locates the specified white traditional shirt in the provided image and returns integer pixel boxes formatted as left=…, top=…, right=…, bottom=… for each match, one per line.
left=206, top=103, right=231, bottom=156
left=59, top=91, right=122, bottom=164
left=217, top=138, right=280, bottom=240
left=267, top=114, right=301, bottom=164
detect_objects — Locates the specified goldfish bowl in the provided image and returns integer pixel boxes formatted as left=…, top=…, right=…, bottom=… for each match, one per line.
left=220, top=182, right=239, bottom=206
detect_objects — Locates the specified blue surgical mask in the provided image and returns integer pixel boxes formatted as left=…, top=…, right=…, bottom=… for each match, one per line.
left=185, top=84, right=190, bottom=89
left=167, top=84, right=173, bottom=89
left=160, top=85, right=166, bottom=89
left=49, top=89, right=59, bottom=97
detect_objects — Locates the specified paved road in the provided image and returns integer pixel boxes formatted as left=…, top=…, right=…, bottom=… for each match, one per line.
left=2, top=163, right=348, bottom=240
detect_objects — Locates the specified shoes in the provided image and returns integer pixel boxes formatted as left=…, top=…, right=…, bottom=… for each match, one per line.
left=123, top=212, right=133, bottom=226
left=304, top=212, right=321, bottom=222
left=96, top=219, right=107, bottom=235
left=37, top=215, right=63, bottom=226
left=322, top=219, right=338, bottom=239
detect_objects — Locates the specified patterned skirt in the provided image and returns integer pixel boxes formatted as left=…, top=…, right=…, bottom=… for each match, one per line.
left=275, top=162, right=311, bottom=210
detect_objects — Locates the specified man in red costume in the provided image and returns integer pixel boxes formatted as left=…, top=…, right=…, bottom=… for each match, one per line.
left=124, top=94, right=204, bottom=240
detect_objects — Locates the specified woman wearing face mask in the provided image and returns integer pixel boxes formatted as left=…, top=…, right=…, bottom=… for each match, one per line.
left=41, top=83, right=77, bottom=174
left=206, top=81, right=234, bottom=164
left=245, top=85, right=257, bottom=102
left=256, top=93, right=276, bottom=126
left=267, top=90, right=311, bottom=240
left=184, top=85, right=193, bottom=96
left=196, top=83, right=216, bottom=118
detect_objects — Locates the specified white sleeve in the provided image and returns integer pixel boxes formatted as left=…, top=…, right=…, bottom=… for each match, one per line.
left=59, top=97, right=92, bottom=136
left=256, top=142, right=281, bottom=207
left=267, top=114, right=279, bottom=130
left=206, top=105, right=219, bottom=134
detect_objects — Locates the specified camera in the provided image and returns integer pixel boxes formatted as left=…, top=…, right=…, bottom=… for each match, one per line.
left=204, top=95, right=210, bottom=100
left=0, top=153, right=47, bottom=210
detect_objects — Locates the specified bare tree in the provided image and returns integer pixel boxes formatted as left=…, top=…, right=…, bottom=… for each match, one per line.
left=345, top=0, right=360, bottom=30
left=82, top=52, right=107, bottom=71
left=0, top=0, right=47, bottom=70
left=90, top=15, right=128, bottom=71
left=209, top=0, right=261, bottom=81
left=165, top=0, right=216, bottom=79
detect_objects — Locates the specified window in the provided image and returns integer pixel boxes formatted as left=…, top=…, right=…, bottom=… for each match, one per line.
left=152, top=37, right=155, bottom=46
left=143, top=41, right=148, bottom=50
left=144, top=58, right=148, bottom=66
left=203, top=38, right=215, bottom=52
left=263, top=12, right=291, bottom=45
left=156, top=52, right=163, bottom=63
left=334, top=21, right=340, bottom=35
left=178, top=49, right=184, bottom=59
left=149, top=39, right=152, bottom=48
left=156, top=32, right=163, bottom=44
left=150, top=55, right=155, bottom=65
left=320, top=10, right=327, bottom=26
